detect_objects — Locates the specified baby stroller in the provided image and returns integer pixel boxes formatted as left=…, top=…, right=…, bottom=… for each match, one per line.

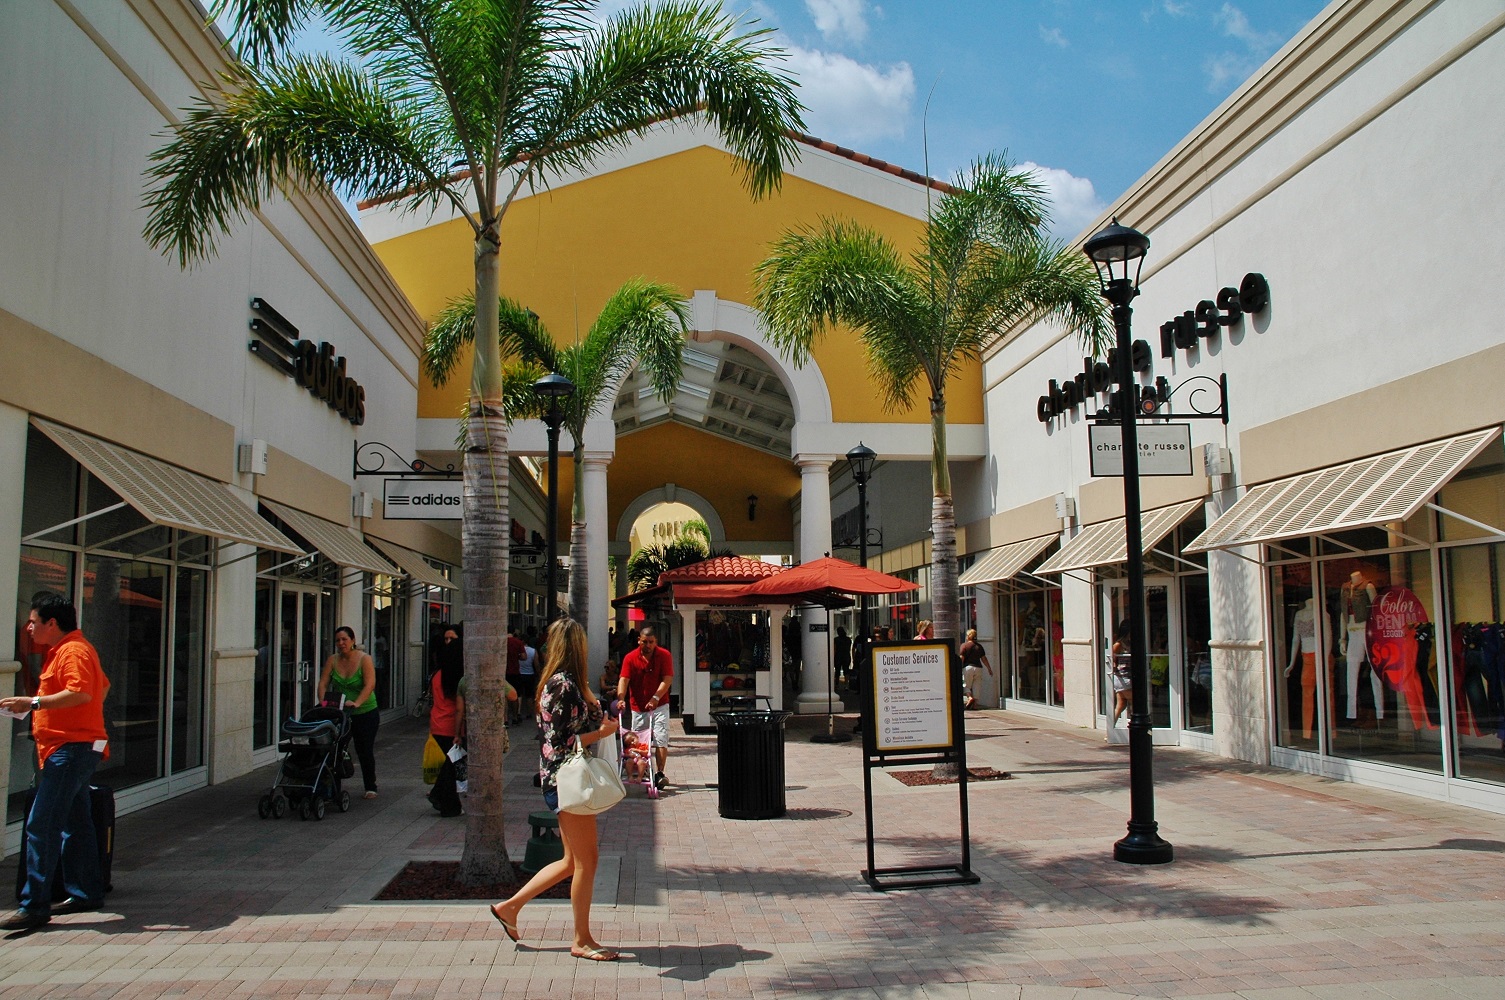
left=257, top=704, right=354, bottom=821
left=619, top=708, right=659, bottom=799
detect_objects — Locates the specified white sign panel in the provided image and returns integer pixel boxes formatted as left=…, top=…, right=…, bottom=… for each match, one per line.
left=382, top=479, right=463, bottom=519
left=873, top=643, right=953, bottom=751
left=1089, top=423, right=1194, bottom=477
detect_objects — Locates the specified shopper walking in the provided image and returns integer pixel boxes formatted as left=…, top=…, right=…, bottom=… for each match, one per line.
left=1, top=592, right=110, bottom=929
left=427, top=628, right=465, bottom=817
left=490, top=617, right=620, bottom=961
left=959, top=629, right=994, bottom=710
left=317, top=626, right=379, bottom=798
left=618, top=626, right=673, bottom=789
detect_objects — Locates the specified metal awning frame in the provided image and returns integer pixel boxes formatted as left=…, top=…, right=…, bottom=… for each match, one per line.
left=21, top=502, right=128, bottom=544
left=1206, top=500, right=1505, bottom=569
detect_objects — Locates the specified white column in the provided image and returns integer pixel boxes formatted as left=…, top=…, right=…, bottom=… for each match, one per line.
left=795, top=455, right=842, bottom=714
left=0, top=403, right=28, bottom=810
left=583, top=453, right=611, bottom=665
left=975, top=583, right=1001, bottom=708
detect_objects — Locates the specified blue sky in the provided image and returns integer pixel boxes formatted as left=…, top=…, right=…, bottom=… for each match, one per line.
left=285, top=0, right=1329, bottom=240
left=731, top=0, right=1328, bottom=238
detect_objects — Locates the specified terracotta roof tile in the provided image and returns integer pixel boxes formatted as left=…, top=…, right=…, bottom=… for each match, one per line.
left=659, top=555, right=782, bottom=584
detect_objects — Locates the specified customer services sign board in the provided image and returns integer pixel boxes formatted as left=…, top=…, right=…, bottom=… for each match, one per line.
left=873, top=643, right=954, bottom=751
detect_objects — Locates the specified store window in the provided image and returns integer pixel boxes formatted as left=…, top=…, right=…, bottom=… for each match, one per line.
left=1004, top=583, right=1063, bottom=707
left=11, top=427, right=212, bottom=822
left=364, top=573, right=407, bottom=710
left=1095, top=511, right=1210, bottom=733
left=695, top=609, right=770, bottom=712
left=1269, top=513, right=1440, bottom=772
left=1437, top=457, right=1505, bottom=787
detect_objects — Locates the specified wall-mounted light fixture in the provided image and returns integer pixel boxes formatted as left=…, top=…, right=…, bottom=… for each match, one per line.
left=747, top=494, right=758, bottom=521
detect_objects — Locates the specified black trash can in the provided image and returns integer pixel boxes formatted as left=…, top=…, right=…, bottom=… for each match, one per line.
left=711, top=706, right=792, bottom=819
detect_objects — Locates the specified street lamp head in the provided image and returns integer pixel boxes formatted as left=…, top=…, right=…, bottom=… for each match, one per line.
left=746, top=494, right=758, bottom=521
left=533, top=372, right=575, bottom=399
left=1083, top=218, right=1150, bottom=294
left=846, top=442, right=877, bottom=487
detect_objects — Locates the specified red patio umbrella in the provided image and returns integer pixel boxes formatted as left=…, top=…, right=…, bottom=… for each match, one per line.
left=727, top=556, right=917, bottom=600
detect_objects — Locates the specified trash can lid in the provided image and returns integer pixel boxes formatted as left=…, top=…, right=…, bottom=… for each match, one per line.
left=711, top=710, right=793, bottom=725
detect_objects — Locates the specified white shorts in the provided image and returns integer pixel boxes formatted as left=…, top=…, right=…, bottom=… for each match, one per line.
left=963, top=664, right=982, bottom=694
left=629, top=704, right=670, bottom=748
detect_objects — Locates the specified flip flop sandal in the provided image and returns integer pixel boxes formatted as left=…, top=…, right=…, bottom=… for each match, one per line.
left=572, top=945, right=618, bottom=962
left=489, top=905, right=519, bottom=943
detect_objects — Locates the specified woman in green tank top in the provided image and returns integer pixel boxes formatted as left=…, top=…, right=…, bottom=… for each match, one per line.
left=317, top=626, right=380, bottom=797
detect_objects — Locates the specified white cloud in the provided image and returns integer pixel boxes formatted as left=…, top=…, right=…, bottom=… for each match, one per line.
left=1204, top=3, right=1283, bottom=91
left=1215, top=3, right=1282, bottom=50
left=1021, top=162, right=1107, bottom=242
left=1038, top=25, right=1068, bottom=48
left=784, top=46, right=914, bottom=144
left=805, top=0, right=869, bottom=44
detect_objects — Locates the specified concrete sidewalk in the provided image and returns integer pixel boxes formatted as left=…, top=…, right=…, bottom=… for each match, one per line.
left=1, top=708, right=1502, bottom=998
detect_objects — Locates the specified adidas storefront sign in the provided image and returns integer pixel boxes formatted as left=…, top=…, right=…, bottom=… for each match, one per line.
left=382, top=479, right=463, bottom=520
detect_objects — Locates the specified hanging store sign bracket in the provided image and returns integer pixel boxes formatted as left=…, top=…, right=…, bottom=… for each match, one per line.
left=353, top=441, right=460, bottom=479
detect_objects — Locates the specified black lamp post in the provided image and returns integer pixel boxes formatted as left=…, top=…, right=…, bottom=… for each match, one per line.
left=534, top=372, right=575, bottom=623
left=847, top=443, right=877, bottom=639
left=1083, top=218, right=1174, bottom=865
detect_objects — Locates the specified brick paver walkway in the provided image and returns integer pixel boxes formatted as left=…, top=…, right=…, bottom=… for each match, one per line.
left=2, top=709, right=1502, bottom=998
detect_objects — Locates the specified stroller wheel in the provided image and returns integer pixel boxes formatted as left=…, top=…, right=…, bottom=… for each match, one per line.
left=647, top=785, right=660, bottom=799
left=313, top=797, right=327, bottom=821
left=338, top=790, right=352, bottom=813
left=299, top=799, right=312, bottom=821
left=271, top=794, right=288, bottom=819
left=257, top=794, right=272, bottom=819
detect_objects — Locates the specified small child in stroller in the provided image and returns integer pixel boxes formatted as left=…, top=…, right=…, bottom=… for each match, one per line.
left=622, top=729, right=651, bottom=784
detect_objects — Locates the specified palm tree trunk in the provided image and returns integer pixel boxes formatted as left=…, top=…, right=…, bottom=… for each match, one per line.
left=929, top=394, right=961, bottom=781
left=459, top=223, right=517, bottom=887
left=568, top=441, right=588, bottom=621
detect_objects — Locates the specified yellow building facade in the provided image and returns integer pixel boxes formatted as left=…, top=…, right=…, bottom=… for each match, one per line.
left=360, top=117, right=987, bottom=714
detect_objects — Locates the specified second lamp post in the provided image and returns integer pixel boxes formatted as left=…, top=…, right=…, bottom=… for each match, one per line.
left=534, top=372, right=574, bottom=623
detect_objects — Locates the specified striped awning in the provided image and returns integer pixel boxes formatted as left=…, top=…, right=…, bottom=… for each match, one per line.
left=1184, top=428, right=1500, bottom=554
left=260, top=499, right=398, bottom=575
left=958, top=534, right=1058, bottom=587
left=31, top=419, right=301, bottom=553
left=366, top=537, right=455, bottom=590
left=1035, top=500, right=1203, bottom=576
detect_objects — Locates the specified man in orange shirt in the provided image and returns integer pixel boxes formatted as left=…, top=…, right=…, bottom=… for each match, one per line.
left=0, top=592, right=110, bottom=930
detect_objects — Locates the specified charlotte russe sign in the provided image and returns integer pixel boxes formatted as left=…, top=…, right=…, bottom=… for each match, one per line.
left=382, top=479, right=462, bottom=519
left=1036, top=272, right=1268, bottom=424
left=1088, top=423, right=1194, bottom=477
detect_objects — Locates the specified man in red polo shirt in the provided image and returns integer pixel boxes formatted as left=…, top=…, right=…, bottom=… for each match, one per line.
left=1, top=592, right=110, bottom=929
left=618, top=626, right=673, bottom=789
left=505, top=628, right=526, bottom=726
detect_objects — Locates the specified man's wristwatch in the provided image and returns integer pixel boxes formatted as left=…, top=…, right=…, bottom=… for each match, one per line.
left=30, top=696, right=41, bottom=712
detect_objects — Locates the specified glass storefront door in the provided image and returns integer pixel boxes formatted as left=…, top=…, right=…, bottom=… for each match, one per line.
left=1102, top=578, right=1179, bottom=743
left=276, top=586, right=322, bottom=725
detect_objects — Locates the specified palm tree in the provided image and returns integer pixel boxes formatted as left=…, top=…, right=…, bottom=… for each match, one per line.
left=754, top=153, right=1108, bottom=646
left=144, top=0, right=802, bottom=888
left=424, top=278, right=691, bottom=624
left=626, top=537, right=731, bottom=591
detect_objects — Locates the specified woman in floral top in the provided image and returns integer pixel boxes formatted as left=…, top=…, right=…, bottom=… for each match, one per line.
left=490, top=617, right=620, bottom=962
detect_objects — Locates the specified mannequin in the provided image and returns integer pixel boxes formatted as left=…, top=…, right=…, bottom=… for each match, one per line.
left=1284, top=597, right=1325, bottom=739
left=1340, top=570, right=1383, bottom=721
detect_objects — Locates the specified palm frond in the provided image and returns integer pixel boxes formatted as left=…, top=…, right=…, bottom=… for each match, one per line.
left=143, top=55, right=448, bottom=266
left=753, top=218, right=915, bottom=367
left=524, top=1, right=803, bottom=198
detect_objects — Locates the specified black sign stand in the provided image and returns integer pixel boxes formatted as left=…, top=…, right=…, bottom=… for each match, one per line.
left=859, top=639, right=979, bottom=891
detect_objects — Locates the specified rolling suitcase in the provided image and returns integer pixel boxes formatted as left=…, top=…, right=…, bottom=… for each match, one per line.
left=13, top=783, right=115, bottom=904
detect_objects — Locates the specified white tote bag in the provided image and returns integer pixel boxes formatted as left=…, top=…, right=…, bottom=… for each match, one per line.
left=555, top=743, right=625, bottom=815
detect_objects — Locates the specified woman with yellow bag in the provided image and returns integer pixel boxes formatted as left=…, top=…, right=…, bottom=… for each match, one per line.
left=427, top=626, right=515, bottom=815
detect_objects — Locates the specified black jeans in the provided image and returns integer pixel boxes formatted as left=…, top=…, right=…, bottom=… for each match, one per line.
left=428, top=734, right=461, bottom=815
left=348, top=710, right=379, bottom=793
